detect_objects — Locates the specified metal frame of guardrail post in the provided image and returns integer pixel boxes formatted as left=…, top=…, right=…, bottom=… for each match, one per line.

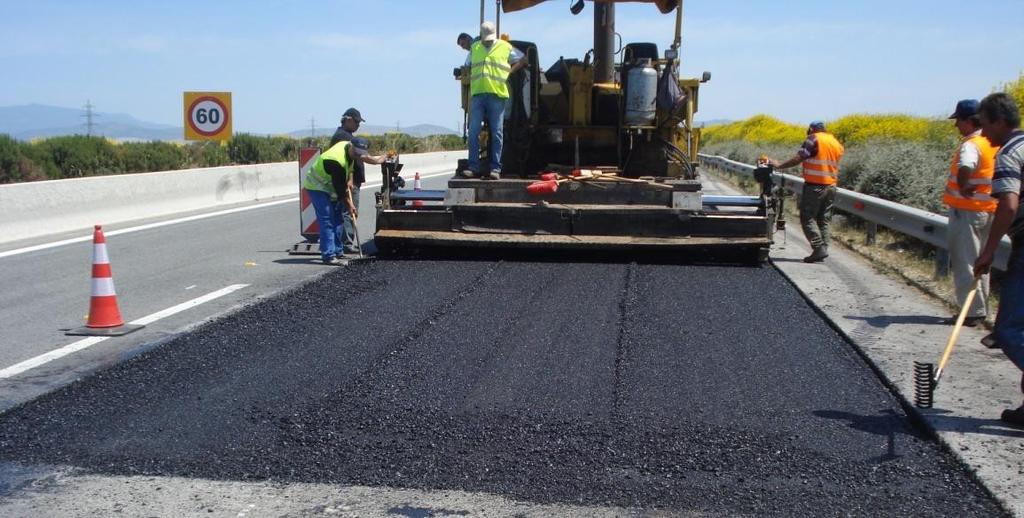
left=865, top=221, right=877, bottom=245
left=934, top=249, right=950, bottom=280
left=697, top=153, right=1013, bottom=272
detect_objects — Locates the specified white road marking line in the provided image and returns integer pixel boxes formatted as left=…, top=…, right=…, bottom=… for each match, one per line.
left=185, top=285, right=197, bottom=290
left=0, top=284, right=249, bottom=379
left=0, top=170, right=454, bottom=260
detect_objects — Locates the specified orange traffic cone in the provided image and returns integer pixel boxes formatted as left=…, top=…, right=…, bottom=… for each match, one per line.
left=413, top=171, right=424, bottom=207
left=66, top=225, right=144, bottom=336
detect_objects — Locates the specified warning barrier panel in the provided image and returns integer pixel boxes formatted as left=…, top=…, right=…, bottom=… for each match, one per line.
left=298, top=148, right=321, bottom=241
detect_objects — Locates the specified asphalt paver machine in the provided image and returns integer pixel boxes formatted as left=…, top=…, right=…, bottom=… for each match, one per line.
left=375, top=0, right=779, bottom=262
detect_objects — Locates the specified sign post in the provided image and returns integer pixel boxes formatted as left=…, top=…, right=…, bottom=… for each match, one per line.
left=183, top=92, right=232, bottom=141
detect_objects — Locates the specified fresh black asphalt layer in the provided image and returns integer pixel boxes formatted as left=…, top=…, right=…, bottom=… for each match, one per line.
left=0, top=260, right=1006, bottom=516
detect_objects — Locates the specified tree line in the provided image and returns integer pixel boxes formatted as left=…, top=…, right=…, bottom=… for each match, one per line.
left=0, top=132, right=465, bottom=184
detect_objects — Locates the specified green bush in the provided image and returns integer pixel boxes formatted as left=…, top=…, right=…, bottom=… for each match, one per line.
left=0, top=134, right=47, bottom=183
left=185, top=142, right=230, bottom=168
left=120, top=141, right=187, bottom=173
left=845, top=139, right=948, bottom=213
left=0, top=131, right=466, bottom=184
left=36, top=135, right=122, bottom=178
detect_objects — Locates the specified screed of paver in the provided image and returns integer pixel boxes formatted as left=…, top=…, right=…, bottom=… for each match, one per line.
left=0, top=259, right=1007, bottom=517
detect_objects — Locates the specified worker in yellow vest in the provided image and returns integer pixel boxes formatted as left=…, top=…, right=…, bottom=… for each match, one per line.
left=768, top=121, right=845, bottom=263
left=303, top=138, right=385, bottom=265
left=943, top=99, right=999, bottom=326
left=458, top=21, right=528, bottom=180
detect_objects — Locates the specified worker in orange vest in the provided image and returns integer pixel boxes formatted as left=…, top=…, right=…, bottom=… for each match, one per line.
left=943, top=99, right=999, bottom=327
left=767, top=121, right=845, bottom=263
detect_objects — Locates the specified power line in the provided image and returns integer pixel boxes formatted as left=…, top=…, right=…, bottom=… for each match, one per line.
left=82, top=100, right=99, bottom=137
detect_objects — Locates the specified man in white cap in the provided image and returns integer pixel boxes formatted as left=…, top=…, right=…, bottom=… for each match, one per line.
left=460, top=21, right=527, bottom=180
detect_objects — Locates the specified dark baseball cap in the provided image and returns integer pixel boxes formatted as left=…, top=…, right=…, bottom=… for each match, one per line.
left=342, top=107, right=365, bottom=123
left=949, top=99, right=979, bottom=119
left=350, top=137, right=370, bottom=156
left=808, top=120, right=826, bottom=131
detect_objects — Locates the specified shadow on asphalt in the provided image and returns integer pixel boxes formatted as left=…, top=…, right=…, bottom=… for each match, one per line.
left=387, top=505, right=470, bottom=518
left=843, top=314, right=949, bottom=328
left=272, top=257, right=329, bottom=265
left=921, top=411, right=1024, bottom=439
left=813, top=409, right=922, bottom=438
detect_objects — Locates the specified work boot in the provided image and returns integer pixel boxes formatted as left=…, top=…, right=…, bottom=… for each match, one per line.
left=802, top=247, right=828, bottom=263
left=1000, top=406, right=1024, bottom=427
left=343, top=245, right=361, bottom=255
left=459, top=168, right=478, bottom=178
left=981, top=332, right=999, bottom=349
left=322, top=257, right=347, bottom=266
left=487, top=169, right=501, bottom=180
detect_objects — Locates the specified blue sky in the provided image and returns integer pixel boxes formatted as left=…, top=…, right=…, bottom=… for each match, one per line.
left=1, top=0, right=1022, bottom=133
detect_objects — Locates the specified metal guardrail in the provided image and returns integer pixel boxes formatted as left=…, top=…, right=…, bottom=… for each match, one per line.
left=698, top=153, right=1012, bottom=272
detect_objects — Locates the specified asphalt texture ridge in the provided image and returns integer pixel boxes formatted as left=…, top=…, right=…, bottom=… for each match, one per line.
left=0, top=259, right=1006, bottom=516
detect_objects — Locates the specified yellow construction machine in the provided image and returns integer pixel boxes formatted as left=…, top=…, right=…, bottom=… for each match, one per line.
left=374, top=0, right=779, bottom=262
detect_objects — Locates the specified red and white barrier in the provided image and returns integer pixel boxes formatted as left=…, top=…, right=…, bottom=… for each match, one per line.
left=298, top=148, right=321, bottom=240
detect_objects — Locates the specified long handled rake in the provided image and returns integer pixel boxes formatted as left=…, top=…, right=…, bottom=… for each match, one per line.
left=914, top=278, right=980, bottom=408
left=348, top=190, right=364, bottom=259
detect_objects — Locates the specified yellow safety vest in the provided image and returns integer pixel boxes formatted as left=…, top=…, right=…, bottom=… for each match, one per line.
left=942, top=133, right=998, bottom=213
left=802, top=132, right=844, bottom=186
left=303, top=141, right=353, bottom=195
left=470, top=40, right=513, bottom=98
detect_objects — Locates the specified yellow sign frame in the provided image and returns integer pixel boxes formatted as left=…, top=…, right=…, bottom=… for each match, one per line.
left=183, top=91, right=232, bottom=141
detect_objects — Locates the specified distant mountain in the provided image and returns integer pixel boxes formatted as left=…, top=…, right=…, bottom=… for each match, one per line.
left=289, top=123, right=458, bottom=139
left=0, top=104, right=182, bottom=141
left=0, top=104, right=459, bottom=141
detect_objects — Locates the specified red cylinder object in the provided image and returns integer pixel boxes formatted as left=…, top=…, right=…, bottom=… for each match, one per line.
left=526, top=180, right=559, bottom=195
left=539, top=172, right=558, bottom=181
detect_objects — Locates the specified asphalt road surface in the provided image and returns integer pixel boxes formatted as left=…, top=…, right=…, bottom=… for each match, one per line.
left=0, top=258, right=1006, bottom=516
left=0, top=161, right=454, bottom=411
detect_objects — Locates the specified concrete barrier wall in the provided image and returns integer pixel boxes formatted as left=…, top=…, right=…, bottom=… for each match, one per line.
left=0, top=162, right=296, bottom=244
left=0, top=150, right=461, bottom=245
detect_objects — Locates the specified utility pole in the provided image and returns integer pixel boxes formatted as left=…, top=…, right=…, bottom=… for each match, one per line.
left=310, top=117, right=316, bottom=139
left=82, top=100, right=98, bottom=137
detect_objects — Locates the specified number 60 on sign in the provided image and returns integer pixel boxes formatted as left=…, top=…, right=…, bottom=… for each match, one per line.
left=183, top=92, right=232, bottom=141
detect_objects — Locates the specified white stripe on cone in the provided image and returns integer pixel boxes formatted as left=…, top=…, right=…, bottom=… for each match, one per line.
left=92, top=277, right=117, bottom=297
left=93, top=243, right=109, bottom=264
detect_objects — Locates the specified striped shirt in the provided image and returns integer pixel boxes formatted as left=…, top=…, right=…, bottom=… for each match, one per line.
left=796, top=134, right=818, bottom=160
left=991, top=129, right=1024, bottom=237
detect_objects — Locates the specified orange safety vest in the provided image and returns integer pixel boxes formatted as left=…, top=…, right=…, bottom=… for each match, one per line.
left=802, top=132, right=844, bottom=186
left=942, top=133, right=998, bottom=212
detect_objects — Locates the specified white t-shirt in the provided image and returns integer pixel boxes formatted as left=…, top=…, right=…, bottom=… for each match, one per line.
left=958, top=129, right=982, bottom=170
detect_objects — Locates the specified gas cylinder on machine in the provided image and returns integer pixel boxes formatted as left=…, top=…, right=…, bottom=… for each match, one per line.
left=624, top=58, right=658, bottom=126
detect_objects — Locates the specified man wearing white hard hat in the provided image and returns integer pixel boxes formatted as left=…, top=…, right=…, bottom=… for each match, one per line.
left=460, top=21, right=527, bottom=180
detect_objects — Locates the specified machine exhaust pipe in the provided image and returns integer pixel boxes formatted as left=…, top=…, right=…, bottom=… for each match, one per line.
left=594, top=2, right=615, bottom=83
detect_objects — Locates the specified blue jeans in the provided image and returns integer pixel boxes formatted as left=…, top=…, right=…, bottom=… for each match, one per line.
left=468, top=93, right=506, bottom=173
left=342, top=184, right=361, bottom=249
left=995, top=246, right=1024, bottom=374
left=308, top=189, right=343, bottom=261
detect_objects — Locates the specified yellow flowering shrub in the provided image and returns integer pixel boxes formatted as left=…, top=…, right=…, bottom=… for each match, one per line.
left=1003, top=72, right=1024, bottom=109
left=702, top=115, right=805, bottom=146
left=829, top=114, right=954, bottom=145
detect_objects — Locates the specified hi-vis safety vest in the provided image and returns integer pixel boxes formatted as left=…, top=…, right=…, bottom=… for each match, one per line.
left=942, top=133, right=998, bottom=212
left=470, top=40, right=513, bottom=98
left=303, top=141, right=353, bottom=195
left=802, top=132, right=844, bottom=186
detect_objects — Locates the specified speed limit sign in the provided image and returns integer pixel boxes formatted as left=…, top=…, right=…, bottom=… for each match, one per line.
left=183, top=92, right=232, bottom=141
